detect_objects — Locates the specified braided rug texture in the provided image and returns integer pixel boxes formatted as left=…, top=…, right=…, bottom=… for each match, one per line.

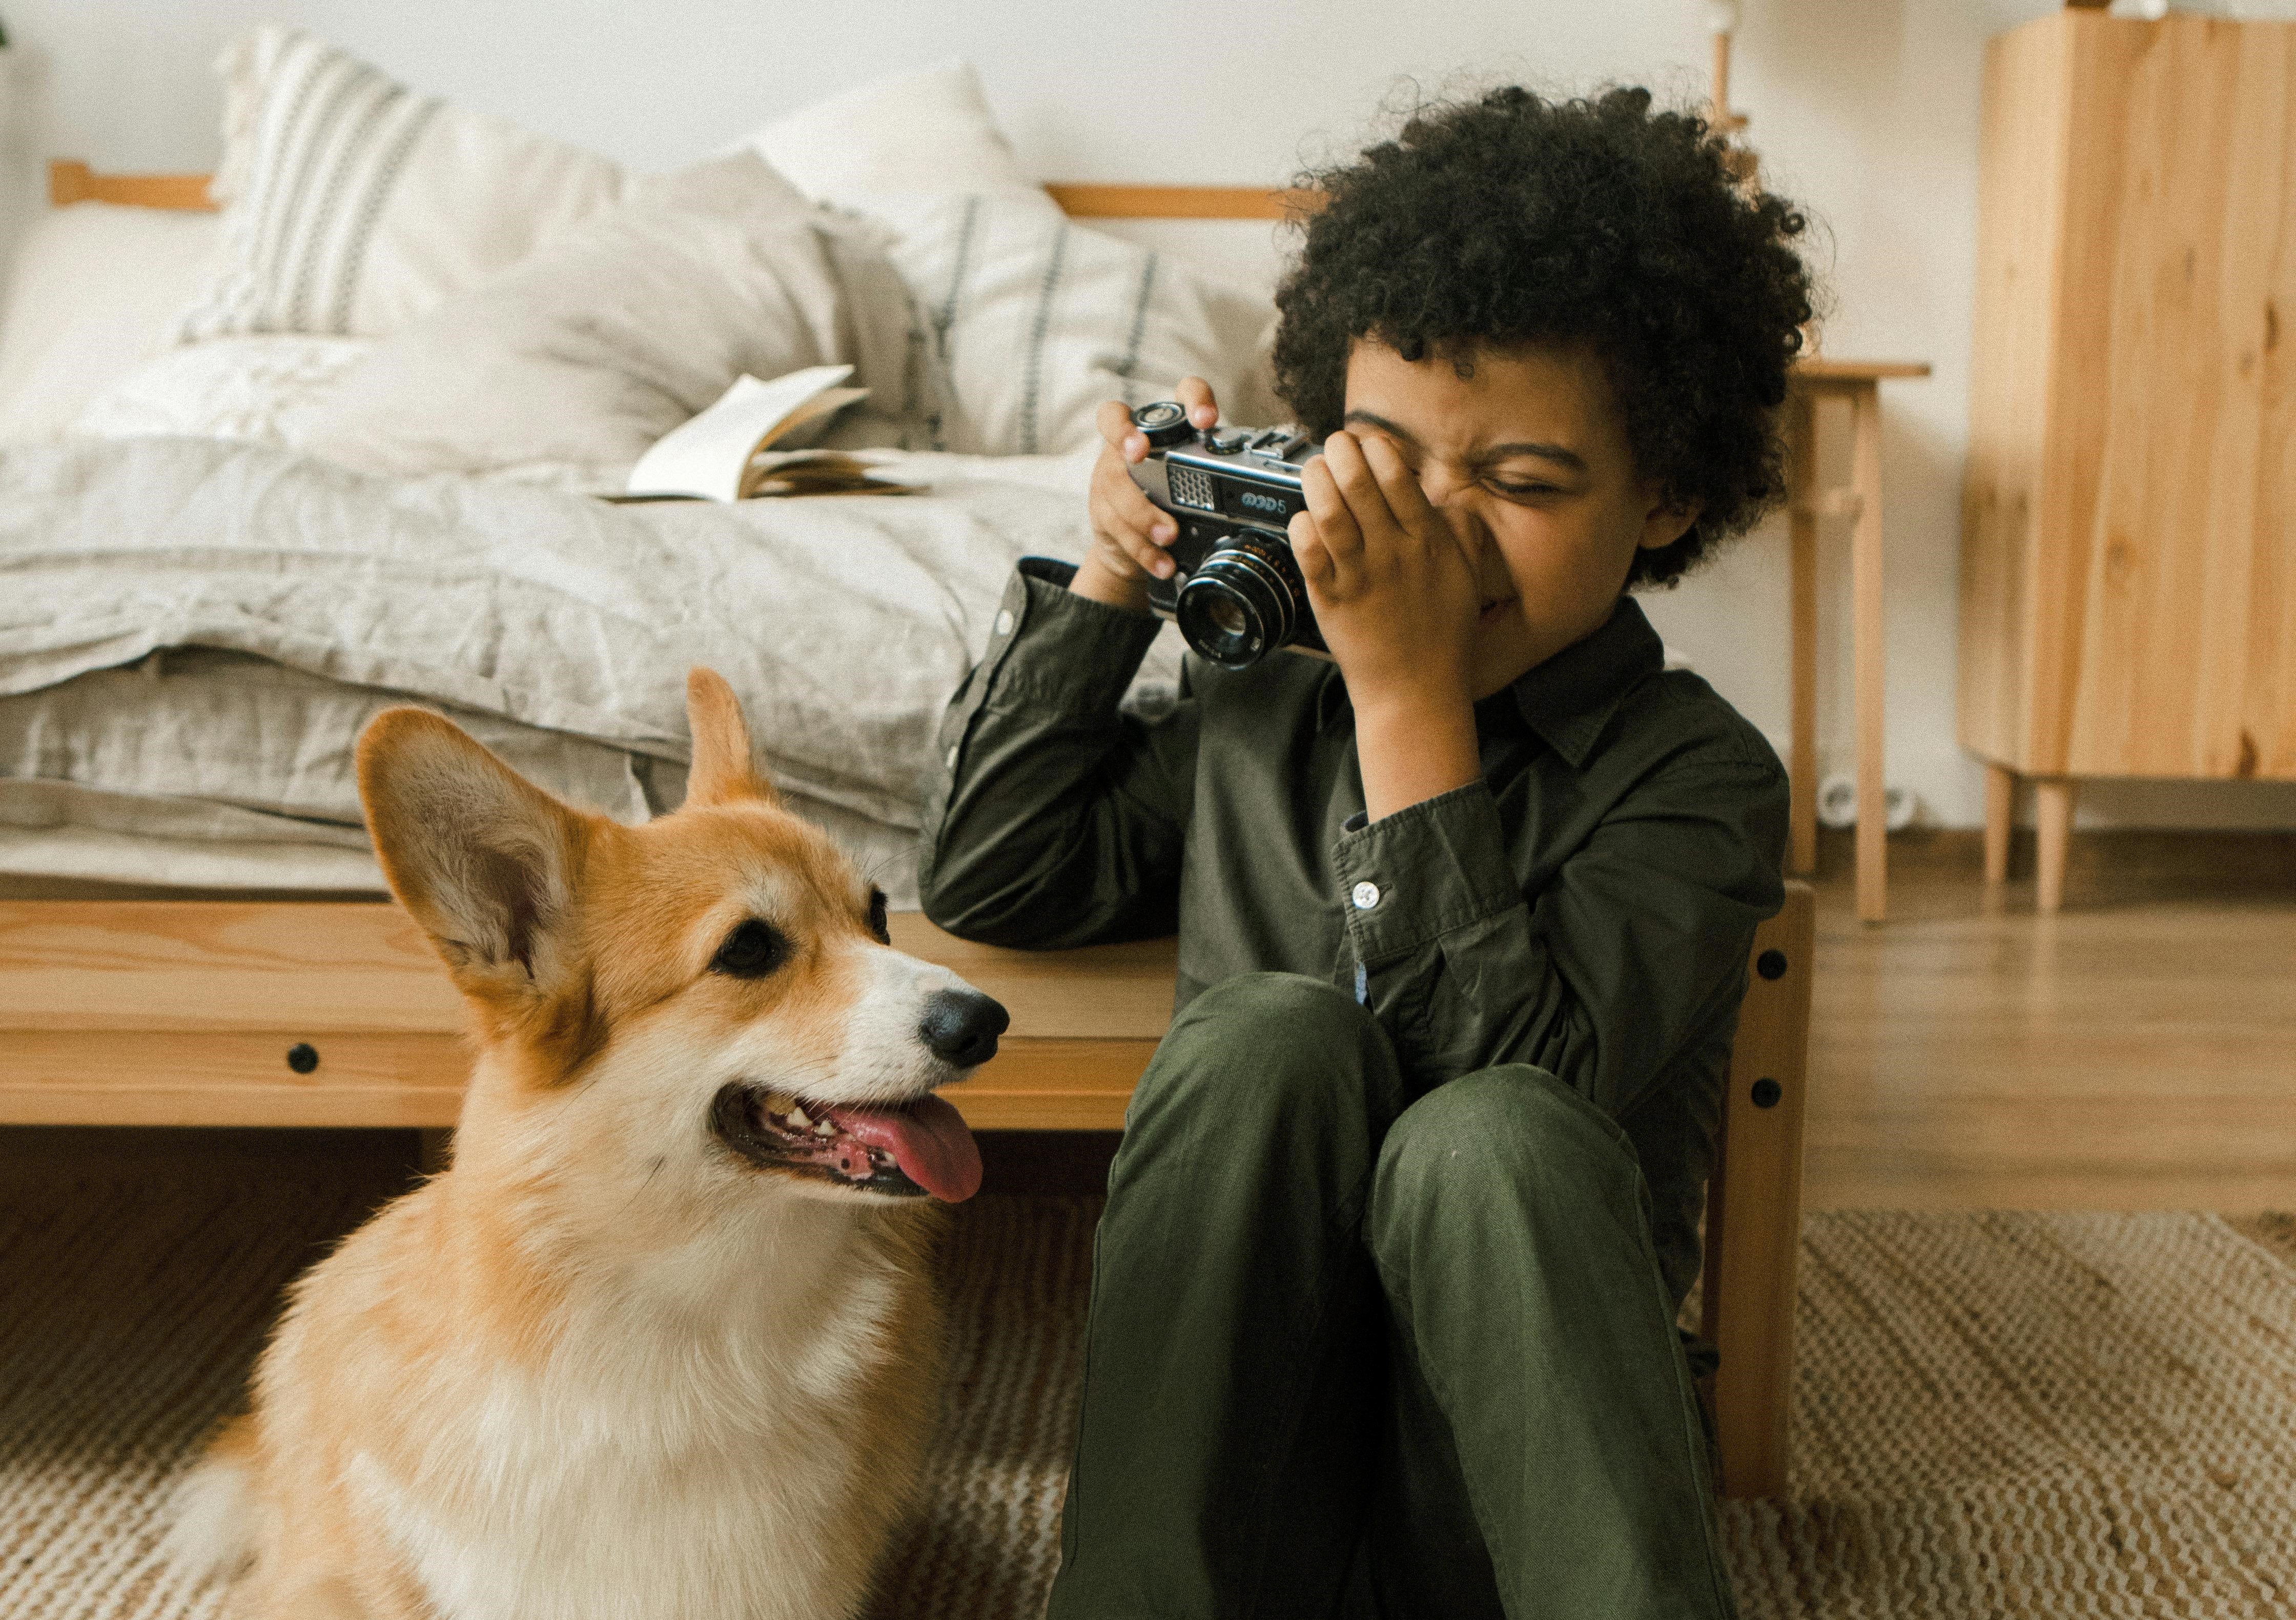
left=3, top=1171, right=2291, bottom=1619
left=1721, top=1210, right=2296, bottom=1618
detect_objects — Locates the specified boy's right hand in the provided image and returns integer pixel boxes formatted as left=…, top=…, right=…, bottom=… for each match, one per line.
left=1074, top=377, right=1220, bottom=612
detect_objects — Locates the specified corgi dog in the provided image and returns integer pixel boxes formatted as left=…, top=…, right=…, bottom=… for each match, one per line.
left=167, top=669, right=1004, bottom=1619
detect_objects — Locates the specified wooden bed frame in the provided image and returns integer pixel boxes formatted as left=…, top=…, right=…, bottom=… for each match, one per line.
left=4, top=162, right=1817, bottom=1499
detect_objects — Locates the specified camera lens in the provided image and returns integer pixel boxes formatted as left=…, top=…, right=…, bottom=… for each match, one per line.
left=1175, top=534, right=1304, bottom=669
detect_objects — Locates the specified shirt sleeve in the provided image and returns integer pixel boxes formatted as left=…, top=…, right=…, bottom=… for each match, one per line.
left=1329, top=757, right=1786, bottom=1118
left=915, top=558, right=1200, bottom=949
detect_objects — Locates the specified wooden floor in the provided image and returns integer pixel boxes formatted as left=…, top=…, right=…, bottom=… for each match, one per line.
left=5, top=831, right=2291, bottom=1211
left=1801, top=832, right=2296, bottom=1212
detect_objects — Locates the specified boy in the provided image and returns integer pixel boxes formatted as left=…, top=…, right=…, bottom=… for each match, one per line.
left=918, top=85, right=1812, bottom=1619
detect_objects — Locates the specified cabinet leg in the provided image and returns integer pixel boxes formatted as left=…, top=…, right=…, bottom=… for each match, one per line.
left=2034, top=779, right=2075, bottom=914
left=1983, top=763, right=2016, bottom=884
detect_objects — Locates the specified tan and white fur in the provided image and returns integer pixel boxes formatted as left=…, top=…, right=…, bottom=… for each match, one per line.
left=167, top=669, right=998, bottom=1619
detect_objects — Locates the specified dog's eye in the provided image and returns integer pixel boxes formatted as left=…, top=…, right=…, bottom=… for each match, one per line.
left=866, top=887, right=890, bottom=945
left=710, top=919, right=790, bottom=979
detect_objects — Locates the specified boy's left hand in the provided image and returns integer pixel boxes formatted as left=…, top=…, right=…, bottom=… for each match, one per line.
left=1290, top=430, right=1483, bottom=718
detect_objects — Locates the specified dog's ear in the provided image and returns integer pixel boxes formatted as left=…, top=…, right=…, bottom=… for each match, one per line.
left=685, top=667, right=777, bottom=807
left=356, top=707, right=592, bottom=1002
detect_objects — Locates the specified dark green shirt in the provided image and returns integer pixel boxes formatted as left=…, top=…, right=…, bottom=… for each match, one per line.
left=917, top=557, right=1787, bottom=1309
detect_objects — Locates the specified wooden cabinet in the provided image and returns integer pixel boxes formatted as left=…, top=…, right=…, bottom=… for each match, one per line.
left=1961, top=10, right=2296, bottom=907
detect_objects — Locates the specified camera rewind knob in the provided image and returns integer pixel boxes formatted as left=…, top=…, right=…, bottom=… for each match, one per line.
left=1132, top=401, right=1194, bottom=449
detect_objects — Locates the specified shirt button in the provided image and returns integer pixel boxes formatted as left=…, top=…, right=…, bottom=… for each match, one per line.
left=945, top=744, right=960, bottom=771
left=993, top=609, right=1014, bottom=637
left=1351, top=881, right=1381, bottom=911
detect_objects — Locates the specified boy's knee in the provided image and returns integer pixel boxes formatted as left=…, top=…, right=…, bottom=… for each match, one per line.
left=1177, top=969, right=1363, bottom=1030
left=1131, top=971, right=1386, bottom=1128
left=1371, top=1066, right=1640, bottom=1231
left=1163, top=972, right=1373, bottom=1072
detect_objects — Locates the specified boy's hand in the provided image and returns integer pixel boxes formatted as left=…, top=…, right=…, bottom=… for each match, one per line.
left=1293, top=430, right=1487, bottom=820
left=1074, top=377, right=1219, bottom=613
left=1290, top=429, right=1483, bottom=717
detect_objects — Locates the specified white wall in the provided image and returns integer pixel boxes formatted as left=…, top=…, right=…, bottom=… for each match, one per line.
left=3, top=0, right=2292, bottom=832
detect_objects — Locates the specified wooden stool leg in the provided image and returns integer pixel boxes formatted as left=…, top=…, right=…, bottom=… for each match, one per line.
left=1983, top=762, right=2017, bottom=884
left=1849, top=384, right=1887, bottom=923
left=2035, top=779, right=2075, bottom=914
left=1787, top=389, right=1819, bottom=877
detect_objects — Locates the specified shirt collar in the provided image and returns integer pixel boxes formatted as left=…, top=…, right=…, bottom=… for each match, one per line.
left=1509, top=595, right=1666, bottom=765
left=1314, top=595, right=1662, bottom=769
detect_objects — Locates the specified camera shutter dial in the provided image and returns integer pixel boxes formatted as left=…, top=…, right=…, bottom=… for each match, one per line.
left=1132, top=401, right=1194, bottom=449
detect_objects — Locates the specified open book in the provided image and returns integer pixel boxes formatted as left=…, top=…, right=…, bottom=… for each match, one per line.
left=613, top=366, right=923, bottom=502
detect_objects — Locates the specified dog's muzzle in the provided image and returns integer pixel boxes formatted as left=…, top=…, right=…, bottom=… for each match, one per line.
left=709, top=988, right=1005, bottom=1202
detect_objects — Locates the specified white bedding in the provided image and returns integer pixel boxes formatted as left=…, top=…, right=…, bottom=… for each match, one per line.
left=0, top=205, right=224, bottom=443
left=0, top=437, right=1182, bottom=902
left=294, top=154, right=891, bottom=484
left=71, top=337, right=371, bottom=444
left=0, top=47, right=1260, bottom=900
left=0, top=649, right=647, bottom=896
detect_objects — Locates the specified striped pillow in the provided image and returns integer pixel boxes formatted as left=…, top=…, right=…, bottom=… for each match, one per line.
left=179, top=28, right=624, bottom=341
left=834, top=192, right=1280, bottom=456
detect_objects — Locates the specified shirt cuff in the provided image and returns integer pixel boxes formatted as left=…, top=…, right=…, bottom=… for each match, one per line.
left=991, top=557, right=1164, bottom=706
left=1331, top=780, right=1523, bottom=966
left=933, top=558, right=1164, bottom=771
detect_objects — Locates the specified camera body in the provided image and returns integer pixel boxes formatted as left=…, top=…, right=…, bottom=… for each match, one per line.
left=1125, top=401, right=1327, bottom=670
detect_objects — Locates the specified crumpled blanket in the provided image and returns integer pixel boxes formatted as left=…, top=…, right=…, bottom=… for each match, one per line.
left=0, top=436, right=1182, bottom=900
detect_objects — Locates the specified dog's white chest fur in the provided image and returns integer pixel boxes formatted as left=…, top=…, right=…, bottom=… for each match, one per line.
left=350, top=1215, right=914, bottom=1620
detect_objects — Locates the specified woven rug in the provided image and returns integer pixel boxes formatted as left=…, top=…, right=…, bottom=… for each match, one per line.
left=4, top=1169, right=2292, bottom=1619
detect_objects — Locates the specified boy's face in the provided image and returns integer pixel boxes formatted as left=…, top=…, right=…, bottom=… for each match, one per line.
left=1340, top=337, right=1696, bottom=699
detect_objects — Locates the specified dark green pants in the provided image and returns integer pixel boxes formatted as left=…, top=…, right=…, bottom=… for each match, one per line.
left=1043, top=973, right=1737, bottom=1620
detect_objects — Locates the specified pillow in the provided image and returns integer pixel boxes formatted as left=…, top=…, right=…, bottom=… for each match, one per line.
left=294, top=154, right=872, bottom=481
left=745, top=61, right=1036, bottom=202
left=0, top=204, right=223, bottom=442
left=178, top=26, right=625, bottom=340
left=834, top=191, right=1281, bottom=456
left=73, top=336, right=372, bottom=444
left=809, top=210, right=953, bottom=453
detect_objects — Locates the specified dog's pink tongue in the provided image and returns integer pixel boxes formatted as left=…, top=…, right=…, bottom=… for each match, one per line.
left=825, top=1096, right=982, bottom=1202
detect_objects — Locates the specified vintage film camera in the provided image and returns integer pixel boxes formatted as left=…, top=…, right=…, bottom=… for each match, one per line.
left=1125, top=401, right=1326, bottom=670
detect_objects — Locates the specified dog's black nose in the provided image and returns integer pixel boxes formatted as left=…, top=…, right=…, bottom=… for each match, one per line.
left=919, top=988, right=1009, bottom=1068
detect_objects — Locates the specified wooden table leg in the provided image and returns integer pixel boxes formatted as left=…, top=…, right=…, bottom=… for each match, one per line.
left=1849, top=382, right=1887, bottom=923
left=2035, top=778, right=2075, bottom=914
left=1787, top=389, right=1819, bottom=877
left=1983, top=762, right=2016, bottom=884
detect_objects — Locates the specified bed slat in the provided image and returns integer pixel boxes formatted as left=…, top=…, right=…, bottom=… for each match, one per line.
left=1042, top=183, right=1309, bottom=220
left=0, top=901, right=1173, bottom=1130
left=48, top=159, right=215, bottom=211
left=48, top=160, right=1305, bottom=222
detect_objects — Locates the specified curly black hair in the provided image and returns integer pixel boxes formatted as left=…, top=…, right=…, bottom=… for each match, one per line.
left=1272, top=85, right=1816, bottom=588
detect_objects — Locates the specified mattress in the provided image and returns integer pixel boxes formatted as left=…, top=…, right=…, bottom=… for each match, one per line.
left=0, top=648, right=632, bottom=895
left=0, top=649, right=1049, bottom=907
